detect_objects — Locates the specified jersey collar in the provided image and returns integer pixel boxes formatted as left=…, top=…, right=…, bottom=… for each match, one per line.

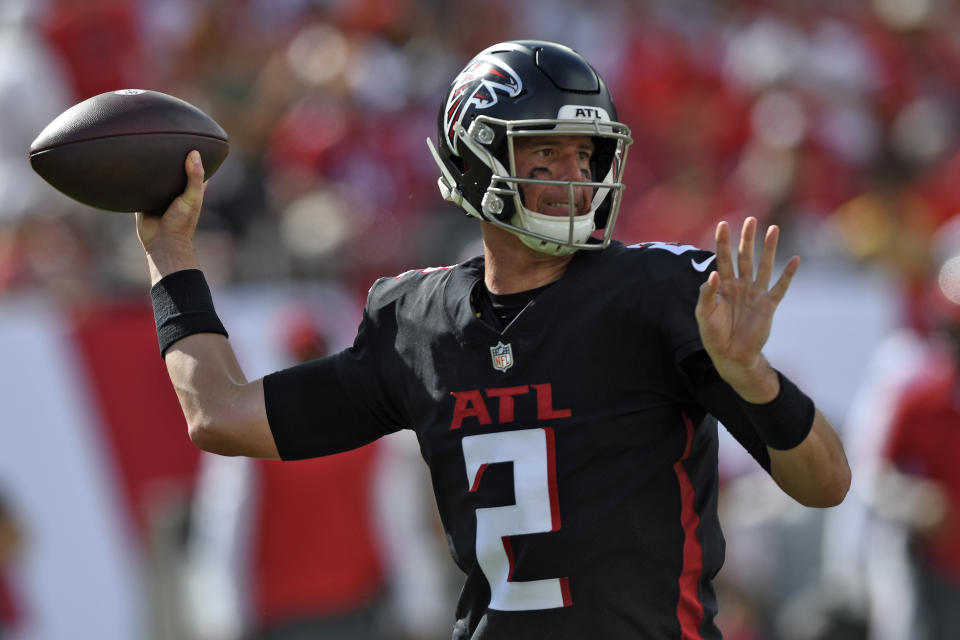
left=444, top=248, right=604, bottom=345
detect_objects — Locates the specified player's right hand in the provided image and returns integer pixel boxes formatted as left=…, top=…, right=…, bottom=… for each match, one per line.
left=136, top=150, right=207, bottom=279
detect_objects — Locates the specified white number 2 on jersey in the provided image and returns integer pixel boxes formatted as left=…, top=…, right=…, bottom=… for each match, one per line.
left=461, top=428, right=571, bottom=611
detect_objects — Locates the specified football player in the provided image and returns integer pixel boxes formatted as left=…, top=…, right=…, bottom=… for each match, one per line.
left=137, top=41, right=850, bottom=639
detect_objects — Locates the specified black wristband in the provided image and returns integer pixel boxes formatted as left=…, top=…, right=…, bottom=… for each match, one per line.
left=151, top=269, right=228, bottom=358
left=737, top=370, right=815, bottom=450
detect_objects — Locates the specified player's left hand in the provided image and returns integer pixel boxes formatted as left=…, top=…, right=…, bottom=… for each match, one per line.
left=695, top=217, right=799, bottom=403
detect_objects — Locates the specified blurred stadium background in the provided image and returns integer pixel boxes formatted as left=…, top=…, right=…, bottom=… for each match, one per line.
left=2, top=0, right=960, bottom=638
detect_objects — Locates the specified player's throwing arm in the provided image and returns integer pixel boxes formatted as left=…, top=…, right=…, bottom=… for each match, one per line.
left=138, top=152, right=280, bottom=460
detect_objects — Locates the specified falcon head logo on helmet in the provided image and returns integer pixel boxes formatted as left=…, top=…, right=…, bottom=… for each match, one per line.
left=443, top=56, right=523, bottom=154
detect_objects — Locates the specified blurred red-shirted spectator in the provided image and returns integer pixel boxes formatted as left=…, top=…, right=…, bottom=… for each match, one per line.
left=39, top=0, right=144, bottom=100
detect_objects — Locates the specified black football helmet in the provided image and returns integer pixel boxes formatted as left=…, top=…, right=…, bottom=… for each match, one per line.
left=428, top=40, right=632, bottom=255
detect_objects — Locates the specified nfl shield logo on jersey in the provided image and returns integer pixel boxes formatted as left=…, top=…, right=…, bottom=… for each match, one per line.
left=490, top=342, right=514, bottom=372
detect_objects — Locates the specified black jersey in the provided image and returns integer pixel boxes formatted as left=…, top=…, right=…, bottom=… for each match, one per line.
left=264, top=240, right=771, bottom=640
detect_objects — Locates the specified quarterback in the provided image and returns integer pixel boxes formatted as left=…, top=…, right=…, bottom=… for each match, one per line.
left=138, top=41, right=850, bottom=639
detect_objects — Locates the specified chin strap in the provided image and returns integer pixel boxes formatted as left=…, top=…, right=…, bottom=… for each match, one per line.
left=510, top=205, right=594, bottom=256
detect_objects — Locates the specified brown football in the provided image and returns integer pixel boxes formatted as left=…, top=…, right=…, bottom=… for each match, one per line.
left=29, top=89, right=229, bottom=214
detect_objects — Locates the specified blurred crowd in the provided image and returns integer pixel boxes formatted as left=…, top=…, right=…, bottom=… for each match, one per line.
left=5, top=0, right=960, bottom=639
left=1, top=0, right=959, bottom=309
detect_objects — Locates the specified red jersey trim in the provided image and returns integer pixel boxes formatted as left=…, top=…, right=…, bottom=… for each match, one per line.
left=673, top=415, right=705, bottom=639
left=543, top=427, right=562, bottom=531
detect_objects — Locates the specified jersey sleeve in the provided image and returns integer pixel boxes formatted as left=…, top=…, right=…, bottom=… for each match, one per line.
left=263, top=280, right=408, bottom=460
left=681, top=351, right=772, bottom=472
left=638, top=245, right=770, bottom=471
left=652, top=246, right=716, bottom=364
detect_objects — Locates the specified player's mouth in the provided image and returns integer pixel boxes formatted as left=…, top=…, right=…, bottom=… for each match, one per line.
left=538, top=195, right=588, bottom=217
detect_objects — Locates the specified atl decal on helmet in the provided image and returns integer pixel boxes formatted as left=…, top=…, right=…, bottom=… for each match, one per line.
left=444, top=56, right=523, bottom=154
left=556, top=105, right=611, bottom=121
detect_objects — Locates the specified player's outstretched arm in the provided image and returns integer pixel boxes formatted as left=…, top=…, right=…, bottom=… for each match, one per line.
left=137, top=152, right=279, bottom=459
left=695, top=218, right=850, bottom=507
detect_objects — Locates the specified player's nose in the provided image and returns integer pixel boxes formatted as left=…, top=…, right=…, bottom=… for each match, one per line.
left=554, top=152, right=587, bottom=182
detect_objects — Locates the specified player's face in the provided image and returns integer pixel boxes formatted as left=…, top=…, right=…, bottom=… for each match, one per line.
left=513, top=135, right=594, bottom=217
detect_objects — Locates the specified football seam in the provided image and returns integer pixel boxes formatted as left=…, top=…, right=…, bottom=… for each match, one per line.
left=29, top=131, right=229, bottom=156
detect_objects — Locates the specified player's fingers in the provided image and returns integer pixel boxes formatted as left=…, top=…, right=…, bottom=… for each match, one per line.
left=768, top=255, right=800, bottom=304
left=696, top=270, right=720, bottom=320
left=738, top=217, right=757, bottom=281
left=714, top=221, right=735, bottom=281
left=178, top=151, right=206, bottom=211
left=755, top=225, right=779, bottom=291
